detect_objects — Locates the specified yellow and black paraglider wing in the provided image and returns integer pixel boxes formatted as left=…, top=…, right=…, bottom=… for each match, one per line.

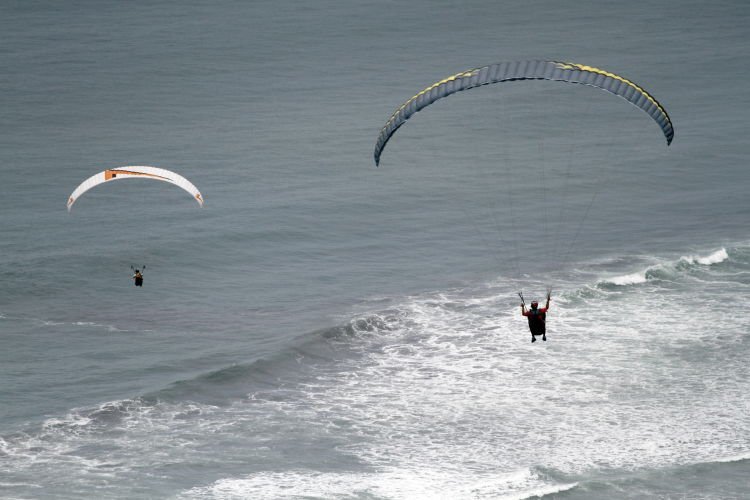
left=373, top=60, right=674, bottom=166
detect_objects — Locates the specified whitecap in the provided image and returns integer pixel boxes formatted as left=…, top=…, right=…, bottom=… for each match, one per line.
left=505, top=481, right=579, bottom=500
left=712, top=452, right=750, bottom=463
left=605, top=270, right=648, bottom=286
left=179, top=467, right=568, bottom=500
left=680, top=247, right=729, bottom=266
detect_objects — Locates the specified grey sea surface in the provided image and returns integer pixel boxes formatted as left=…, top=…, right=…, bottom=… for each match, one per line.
left=1, top=0, right=749, bottom=498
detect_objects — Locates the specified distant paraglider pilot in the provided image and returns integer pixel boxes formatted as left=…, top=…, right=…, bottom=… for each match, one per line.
left=132, top=269, right=144, bottom=287
left=521, top=291, right=550, bottom=342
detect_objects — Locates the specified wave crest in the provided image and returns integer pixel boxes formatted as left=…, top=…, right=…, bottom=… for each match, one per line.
left=601, top=247, right=730, bottom=287
left=680, top=247, right=729, bottom=266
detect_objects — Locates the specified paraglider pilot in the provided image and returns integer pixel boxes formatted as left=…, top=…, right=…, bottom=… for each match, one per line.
left=133, top=269, right=144, bottom=287
left=521, top=291, right=550, bottom=342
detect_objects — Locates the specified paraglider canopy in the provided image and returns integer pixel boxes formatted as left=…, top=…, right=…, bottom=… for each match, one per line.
left=67, top=166, right=204, bottom=211
left=374, top=60, right=674, bottom=166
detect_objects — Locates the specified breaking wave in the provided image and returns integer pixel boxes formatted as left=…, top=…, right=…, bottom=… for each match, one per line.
left=600, top=247, right=732, bottom=287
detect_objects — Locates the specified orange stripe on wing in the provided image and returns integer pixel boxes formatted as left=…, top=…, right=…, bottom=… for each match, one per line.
left=105, top=169, right=172, bottom=181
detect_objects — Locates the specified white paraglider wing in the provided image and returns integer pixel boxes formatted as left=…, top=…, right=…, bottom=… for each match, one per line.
left=67, top=166, right=204, bottom=211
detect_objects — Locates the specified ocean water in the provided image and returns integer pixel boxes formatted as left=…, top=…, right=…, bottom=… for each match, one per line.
left=1, top=0, right=749, bottom=498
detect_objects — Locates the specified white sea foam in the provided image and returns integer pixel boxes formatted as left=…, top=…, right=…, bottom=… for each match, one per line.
left=35, top=318, right=128, bottom=332
left=42, top=413, right=94, bottom=431
left=680, top=248, right=729, bottom=266
left=712, top=452, right=750, bottom=463
left=606, top=270, right=649, bottom=285
left=180, top=467, right=571, bottom=500
left=509, top=482, right=580, bottom=500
